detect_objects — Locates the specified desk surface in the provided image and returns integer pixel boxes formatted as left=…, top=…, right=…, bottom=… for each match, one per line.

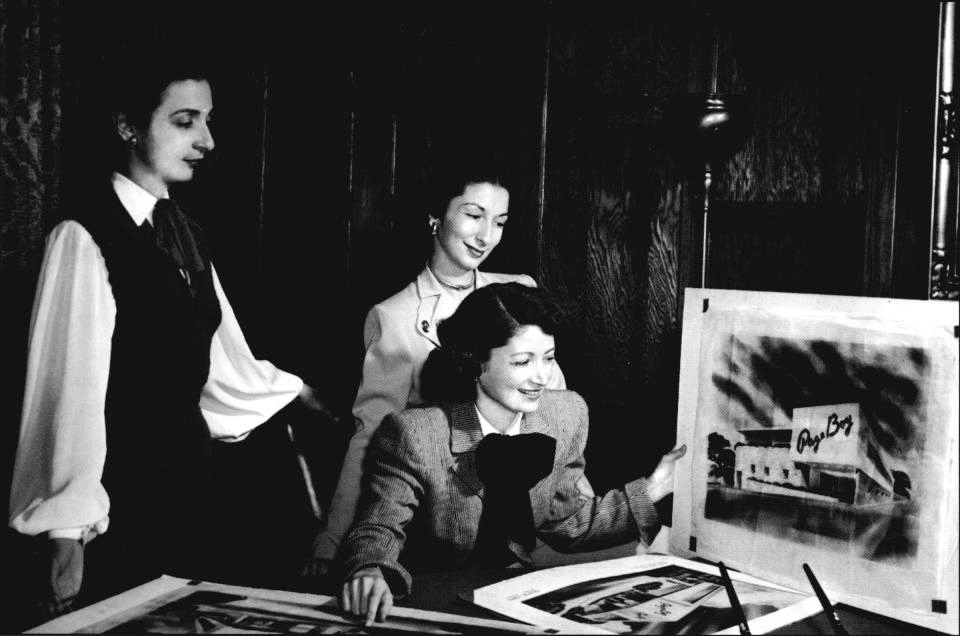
left=27, top=568, right=951, bottom=635
left=400, top=567, right=949, bottom=635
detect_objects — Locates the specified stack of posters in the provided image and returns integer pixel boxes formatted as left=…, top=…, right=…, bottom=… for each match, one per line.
left=27, top=576, right=549, bottom=635
left=669, top=288, right=959, bottom=635
left=470, top=553, right=821, bottom=634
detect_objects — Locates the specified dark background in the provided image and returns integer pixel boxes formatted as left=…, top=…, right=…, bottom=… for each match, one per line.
left=0, top=0, right=950, bottom=629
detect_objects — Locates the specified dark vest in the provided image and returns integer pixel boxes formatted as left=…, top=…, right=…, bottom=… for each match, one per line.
left=68, top=187, right=222, bottom=592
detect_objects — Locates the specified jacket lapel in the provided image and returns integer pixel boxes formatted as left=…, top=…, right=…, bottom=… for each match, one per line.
left=447, top=402, right=485, bottom=497
left=520, top=404, right=554, bottom=437
left=414, top=267, right=442, bottom=347
left=521, top=403, right=559, bottom=525
left=446, top=401, right=559, bottom=498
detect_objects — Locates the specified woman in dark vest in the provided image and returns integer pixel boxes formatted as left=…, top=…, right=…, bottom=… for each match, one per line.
left=8, top=54, right=326, bottom=617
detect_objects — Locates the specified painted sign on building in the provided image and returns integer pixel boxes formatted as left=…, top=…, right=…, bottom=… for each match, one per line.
left=788, top=402, right=861, bottom=465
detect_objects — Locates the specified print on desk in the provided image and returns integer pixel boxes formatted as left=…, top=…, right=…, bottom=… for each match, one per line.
left=523, top=564, right=807, bottom=634
left=702, top=333, right=927, bottom=564
left=85, top=586, right=527, bottom=635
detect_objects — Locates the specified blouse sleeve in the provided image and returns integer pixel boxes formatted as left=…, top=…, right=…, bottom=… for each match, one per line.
left=200, top=265, right=303, bottom=441
left=8, top=222, right=113, bottom=541
left=313, top=304, right=416, bottom=561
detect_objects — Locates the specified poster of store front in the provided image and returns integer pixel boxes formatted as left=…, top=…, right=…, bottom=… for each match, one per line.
left=670, top=288, right=959, bottom=635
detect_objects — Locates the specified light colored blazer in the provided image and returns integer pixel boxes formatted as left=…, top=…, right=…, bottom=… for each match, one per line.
left=316, top=267, right=566, bottom=560
left=342, top=390, right=659, bottom=597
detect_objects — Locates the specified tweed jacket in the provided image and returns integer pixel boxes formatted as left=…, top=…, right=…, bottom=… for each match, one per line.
left=317, top=266, right=566, bottom=560
left=342, top=390, right=660, bottom=597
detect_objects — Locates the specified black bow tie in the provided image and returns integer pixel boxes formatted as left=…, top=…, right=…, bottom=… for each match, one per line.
left=472, top=432, right=556, bottom=566
left=146, top=198, right=205, bottom=294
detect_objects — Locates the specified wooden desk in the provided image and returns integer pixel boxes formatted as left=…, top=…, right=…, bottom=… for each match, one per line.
left=25, top=569, right=951, bottom=634
left=401, top=567, right=950, bottom=635
left=398, top=567, right=519, bottom=619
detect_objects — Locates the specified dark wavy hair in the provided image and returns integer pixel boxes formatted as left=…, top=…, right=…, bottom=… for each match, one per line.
left=420, top=283, right=563, bottom=403
left=112, top=62, right=211, bottom=132
left=408, top=149, right=513, bottom=222
left=105, top=46, right=214, bottom=171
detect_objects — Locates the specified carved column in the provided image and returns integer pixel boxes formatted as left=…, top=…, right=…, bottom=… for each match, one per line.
left=931, top=1, right=960, bottom=299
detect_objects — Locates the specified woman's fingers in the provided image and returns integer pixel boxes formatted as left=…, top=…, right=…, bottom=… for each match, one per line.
left=365, top=583, right=384, bottom=626
left=340, top=582, right=351, bottom=613
left=341, top=569, right=391, bottom=624
left=364, top=578, right=393, bottom=625
left=342, top=576, right=366, bottom=615
left=356, top=576, right=369, bottom=618
left=377, top=586, right=394, bottom=623
left=653, top=443, right=687, bottom=476
left=48, top=538, right=83, bottom=609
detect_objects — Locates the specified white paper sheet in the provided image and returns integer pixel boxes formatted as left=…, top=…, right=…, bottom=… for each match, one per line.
left=471, top=554, right=820, bottom=634
left=670, top=288, right=960, bottom=635
left=27, top=575, right=548, bottom=634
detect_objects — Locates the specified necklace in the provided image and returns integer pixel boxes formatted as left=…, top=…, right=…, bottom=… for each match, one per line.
left=431, top=267, right=476, bottom=291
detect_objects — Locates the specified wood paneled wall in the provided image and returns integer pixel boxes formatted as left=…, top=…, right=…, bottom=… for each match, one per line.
left=1, top=2, right=942, bottom=516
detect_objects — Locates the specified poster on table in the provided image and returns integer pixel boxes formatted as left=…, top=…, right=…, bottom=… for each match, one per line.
left=669, top=288, right=960, bottom=635
left=470, top=554, right=821, bottom=634
left=27, top=575, right=546, bottom=635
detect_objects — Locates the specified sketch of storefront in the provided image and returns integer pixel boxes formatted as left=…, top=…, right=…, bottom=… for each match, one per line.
left=730, top=403, right=903, bottom=506
left=705, top=401, right=916, bottom=556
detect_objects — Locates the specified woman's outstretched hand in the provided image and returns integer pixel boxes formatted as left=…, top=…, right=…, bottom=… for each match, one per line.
left=341, top=567, right=393, bottom=626
left=646, top=443, right=688, bottom=503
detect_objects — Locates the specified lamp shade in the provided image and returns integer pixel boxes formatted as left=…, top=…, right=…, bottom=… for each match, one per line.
left=668, top=92, right=753, bottom=160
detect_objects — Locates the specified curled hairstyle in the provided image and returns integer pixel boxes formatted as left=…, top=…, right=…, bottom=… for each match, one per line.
left=109, top=47, right=213, bottom=130
left=420, top=283, right=563, bottom=403
left=415, top=150, right=512, bottom=220
left=106, top=48, right=213, bottom=170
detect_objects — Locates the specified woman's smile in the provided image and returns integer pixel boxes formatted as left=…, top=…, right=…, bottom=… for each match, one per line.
left=519, top=387, right=544, bottom=400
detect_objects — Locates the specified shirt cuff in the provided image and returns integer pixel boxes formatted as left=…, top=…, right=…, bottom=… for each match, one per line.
left=624, top=477, right=662, bottom=548
left=48, top=528, right=85, bottom=542
left=48, top=520, right=106, bottom=545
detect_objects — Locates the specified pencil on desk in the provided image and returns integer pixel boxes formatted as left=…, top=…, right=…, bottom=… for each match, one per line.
left=718, top=561, right=751, bottom=636
left=803, top=563, right=848, bottom=635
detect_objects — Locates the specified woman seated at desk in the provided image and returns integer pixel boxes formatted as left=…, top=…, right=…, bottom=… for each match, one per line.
left=308, top=160, right=567, bottom=575
left=339, top=282, right=686, bottom=625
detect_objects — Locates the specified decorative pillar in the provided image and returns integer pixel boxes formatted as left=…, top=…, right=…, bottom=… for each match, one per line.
left=931, top=1, right=960, bottom=299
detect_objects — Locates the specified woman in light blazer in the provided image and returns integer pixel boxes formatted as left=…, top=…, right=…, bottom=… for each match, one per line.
left=307, top=162, right=566, bottom=574
left=339, top=283, right=686, bottom=625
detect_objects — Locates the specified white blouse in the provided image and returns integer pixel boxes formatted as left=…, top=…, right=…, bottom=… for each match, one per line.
left=7, top=173, right=303, bottom=543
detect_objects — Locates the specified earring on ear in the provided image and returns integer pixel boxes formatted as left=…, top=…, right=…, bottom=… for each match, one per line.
left=128, top=135, right=139, bottom=148
left=428, top=217, right=440, bottom=236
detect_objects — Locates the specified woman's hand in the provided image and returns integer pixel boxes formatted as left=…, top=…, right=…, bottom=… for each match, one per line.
left=302, top=556, right=333, bottom=580
left=300, top=528, right=338, bottom=587
left=646, top=443, right=687, bottom=503
left=43, top=538, right=84, bottom=618
left=341, top=567, right=393, bottom=626
left=297, top=384, right=336, bottom=420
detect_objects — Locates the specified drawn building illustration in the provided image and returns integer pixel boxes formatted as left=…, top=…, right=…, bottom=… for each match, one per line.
left=727, top=403, right=903, bottom=505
